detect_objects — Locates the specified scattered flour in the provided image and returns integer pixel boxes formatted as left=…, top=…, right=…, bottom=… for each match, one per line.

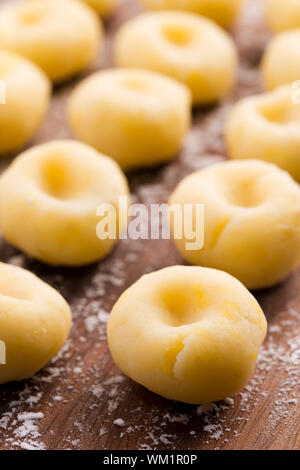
left=113, top=418, right=125, bottom=428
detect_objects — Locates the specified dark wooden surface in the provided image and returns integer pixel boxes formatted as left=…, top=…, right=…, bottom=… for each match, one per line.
left=0, top=0, right=299, bottom=450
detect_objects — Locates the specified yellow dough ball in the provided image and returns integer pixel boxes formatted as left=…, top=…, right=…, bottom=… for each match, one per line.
left=225, top=86, right=300, bottom=182
left=114, top=11, right=237, bottom=105
left=139, top=0, right=244, bottom=28
left=82, top=0, right=119, bottom=17
left=31, top=0, right=119, bottom=18
left=261, top=29, right=300, bottom=90
left=0, top=0, right=102, bottom=83
left=0, top=140, right=129, bottom=266
left=0, top=50, right=50, bottom=156
left=169, top=160, right=300, bottom=290
left=68, top=69, right=191, bottom=169
left=107, top=265, right=267, bottom=404
left=0, top=262, right=71, bottom=384
left=264, top=0, right=300, bottom=32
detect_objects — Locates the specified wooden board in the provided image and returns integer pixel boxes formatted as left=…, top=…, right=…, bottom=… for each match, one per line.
left=0, top=0, right=299, bottom=451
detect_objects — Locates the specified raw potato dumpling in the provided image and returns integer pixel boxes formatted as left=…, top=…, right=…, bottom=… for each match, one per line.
left=114, top=11, right=237, bottom=105
left=139, top=0, right=244, bottom=29
left=0, top=262, right=71, bottom=384
left=225, top=86, right=300, bottom=182
left=31, top=0, right=119, bottom=18
left=107, top=266, right=267, bottom=404
left=0, top=140, right=129, bottom=266
left=0, top=0, right=102, bottom=83
left=68, top=69, right=191, bottom=169
left=82, top=0, right=119, bottom=17
left=264, top=0, right=300, bottom=32
left=169, top=160, right=300, bottom=290
left=0, top=50, right=50, bottom=156
left=261, top=29, right=300, bottom=90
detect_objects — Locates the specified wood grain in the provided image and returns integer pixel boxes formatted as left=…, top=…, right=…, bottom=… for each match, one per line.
left=0, top=0, right=299, bottom=450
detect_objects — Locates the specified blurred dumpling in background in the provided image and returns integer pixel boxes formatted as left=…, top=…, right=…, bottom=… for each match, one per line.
left=264, top=0, right=300, bottom=33
left=138, top=0, right=245, bottom=29
left=0, top=0, right=103, bottom=83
